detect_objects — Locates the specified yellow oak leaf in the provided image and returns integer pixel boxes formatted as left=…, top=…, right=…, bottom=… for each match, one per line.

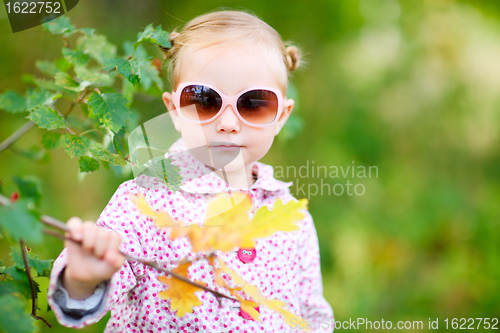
left=169, top=192, right=252, bottom=251
left=157, top=263, right=207, bottom=317
left=239, top=198, right=308, bottom=248
left=217, top=259, right=310, bottom=330
left=129, top=193, right=178, bottom=227
left=168, top=193, right=308, bottom=253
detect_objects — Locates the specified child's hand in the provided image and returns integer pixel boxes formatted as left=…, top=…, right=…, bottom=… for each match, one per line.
left=62, top=217, right=125, bottom=300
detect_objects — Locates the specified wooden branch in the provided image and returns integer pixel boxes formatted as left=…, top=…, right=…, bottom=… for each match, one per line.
left=0, top=121, right=35, bottom=153
left=0, top=195, right=238, bottom=306
left=20, top=240, right=52, bottom=328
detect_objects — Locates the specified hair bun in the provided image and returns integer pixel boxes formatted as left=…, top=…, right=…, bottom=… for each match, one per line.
left=169, top=31, right=180, bottom=45
left=285, top=45, right=300, bottom=72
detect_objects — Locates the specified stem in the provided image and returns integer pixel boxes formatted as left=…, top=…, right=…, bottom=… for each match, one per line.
left=20, top=240, right=52, bottom=328
left=0, top=121, right=35, bottom=153
left=42, top=230, right=236, bottom=303
left=79, top=128, right=101, bottom=136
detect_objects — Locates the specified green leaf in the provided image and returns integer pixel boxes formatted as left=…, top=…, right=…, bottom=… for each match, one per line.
left=54, top=72, right=91, bottom=92
left=0, top=294, right=37, bottom=333
left=10, top=246, right=53, bottom=278
left=35, top=59, right=58, bottom=76
left=26, top=89, right=61, bottom=110
left=140, top=156, right=183, bottom=192
left=42, top=15, right=76, bottom=36
left=123, top=40, right=149, bottom=59
left=76, top=34, right=117, bottom=65
left=138, top=59, right=164, bottom=91
left=12, top=176, right=41, bottom=204
left=15, top=145, right=51, bottom=164
left=79, top=156, right=100, bottom=173
left=27, top=105, right=68, bottom=130
left=62, top=47, right=90, bottom=67
left=54, top=57, right=72, bottom=72
left=2, top=266, right=34, bottom=298
left=0, top=91, right=27, bottom=113
left=74, top=66, right=114, bottom=86
left=78, top=27, right=96, bottom=36
left=134, top=24, right=171, bottom=49
left=60, top=134, right=91, bottom=158
left=112, top=129, right=127, bottom=156
left=103, top=58, right=140, bottom=86
left=87, top=92, right=131, bottom=133
left=41, top=132, right=62, bottom=150
left=0, top=199, right=43, bottom=244
left=89, top=142, right=126, bottom=166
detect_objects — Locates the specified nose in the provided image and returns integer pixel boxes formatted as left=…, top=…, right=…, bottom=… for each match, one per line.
left=215, top=104, right=241, bottom=133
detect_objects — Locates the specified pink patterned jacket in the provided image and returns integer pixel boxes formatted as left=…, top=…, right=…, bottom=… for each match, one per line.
left=47, top=138, right=334, bottom=333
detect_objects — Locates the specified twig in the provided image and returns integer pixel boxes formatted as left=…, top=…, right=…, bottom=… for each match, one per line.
left=42, top=229, right=235, bottom=303
left=20, top=240, right=52, bottom=328
left=0, top=121, right=36, bottom=153
left=0, top=194, right=240, bottom=305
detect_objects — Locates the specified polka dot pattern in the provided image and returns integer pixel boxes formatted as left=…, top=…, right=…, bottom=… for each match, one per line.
left=47, top=138, right=334, bottom=332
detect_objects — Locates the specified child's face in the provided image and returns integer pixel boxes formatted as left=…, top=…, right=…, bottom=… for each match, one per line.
left=162, top=45, right=294, bottom=172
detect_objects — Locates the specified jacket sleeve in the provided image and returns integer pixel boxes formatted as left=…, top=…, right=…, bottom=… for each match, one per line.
left=47, top=180, right=145, bottom=328
left=296, top=210, right=335, bottom=333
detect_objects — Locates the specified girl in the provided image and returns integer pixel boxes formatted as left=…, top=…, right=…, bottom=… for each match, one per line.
left=47, top=10, right=334, bottom=333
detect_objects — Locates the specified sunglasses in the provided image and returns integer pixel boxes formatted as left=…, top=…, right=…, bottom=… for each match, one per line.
left=171, top=82, right=285, bottom=127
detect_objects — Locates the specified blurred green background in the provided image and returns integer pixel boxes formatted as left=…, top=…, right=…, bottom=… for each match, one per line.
left=1, top=0, right=499, bottom=331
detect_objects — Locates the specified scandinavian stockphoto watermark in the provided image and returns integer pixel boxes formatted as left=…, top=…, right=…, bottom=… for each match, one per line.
left=275, top=160, right=378, bottom=199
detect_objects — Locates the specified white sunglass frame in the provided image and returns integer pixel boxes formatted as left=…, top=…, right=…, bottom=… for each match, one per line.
left=172, top=82, right=285, bottom=128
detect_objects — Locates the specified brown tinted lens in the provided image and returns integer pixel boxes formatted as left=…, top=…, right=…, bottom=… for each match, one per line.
left=236, top=90, right=279, bottom=124
left=179, top=85, right=222, bottom=121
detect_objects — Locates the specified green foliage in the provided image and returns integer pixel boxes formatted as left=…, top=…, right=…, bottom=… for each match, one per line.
left=87, top=92, right=132, bottom=133
left=10, top=246, right=53, bottom=278
left=0, top=295, right=37, bottom=333
left=89, top=142, right=127, bottom=166
left=0, top=90, right=28, bottom=113
left=79, top=156, right=100, bottom=173
left=27, top=105, right=68, bottom=130
left=12, top=176, right=42, bottom=205
left=103, top=58, right=140, bottom=86
left=41, top=132, right=62, bottom=150
left=134, top=24, right=171, bottom=49
left=141, top=157, right=183, bottom=192
left=42, top=15, right=76, bottom=36
left=0, top=199, right=43, bottom=244
left=60, top=134, right=91, bottom=158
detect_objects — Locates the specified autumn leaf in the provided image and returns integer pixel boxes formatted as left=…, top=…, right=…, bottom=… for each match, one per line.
left=157, top=263, right=206, bottom=317
left=239, top=198, right=307, bottom=248
left=129, top=193, right=176, bottom=227
left=169, top=192, right=252, bottom=252
left=213, top=264, right=260, bottom=321
left=218, top=259, right=309, bottom=330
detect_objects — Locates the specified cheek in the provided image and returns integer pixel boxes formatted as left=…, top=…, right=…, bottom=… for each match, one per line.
left=180, top=121, right=209, bottom=149
left=247, top=128, right=275, bottom=155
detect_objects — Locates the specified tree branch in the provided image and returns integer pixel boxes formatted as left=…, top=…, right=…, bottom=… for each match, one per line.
left=0, top=121, right=35, bottom=153
left=20, top=240, right=52, bottom=328
left=0, top=195, right=238, bottom=306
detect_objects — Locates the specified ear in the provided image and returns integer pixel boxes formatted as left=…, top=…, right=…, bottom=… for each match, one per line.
left=162, top=91, right=181, bottom=132
left=274, top=98, right=294, bottom=136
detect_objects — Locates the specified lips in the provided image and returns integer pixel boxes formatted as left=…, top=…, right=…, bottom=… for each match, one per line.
left=210, top=143, right=242, bottom=148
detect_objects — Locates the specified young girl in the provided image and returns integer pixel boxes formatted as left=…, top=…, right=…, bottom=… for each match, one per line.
left=47, top=10, right=334, bottom=333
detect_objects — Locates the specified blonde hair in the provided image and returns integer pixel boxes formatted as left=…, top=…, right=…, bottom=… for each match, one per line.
left=158, top=10, right=301, bottom=94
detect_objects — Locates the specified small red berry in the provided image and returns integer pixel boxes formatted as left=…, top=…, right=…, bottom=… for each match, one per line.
left=10, top=192, right=19, bottom=203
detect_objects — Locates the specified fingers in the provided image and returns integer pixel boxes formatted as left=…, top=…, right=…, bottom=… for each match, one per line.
left=65, top=217, right=83, bottom=249
left=93, top=228, right=109, bottom=259
left=104, top=232, right=125, bottom=269
left=82, top=221, right=97, bottom=253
